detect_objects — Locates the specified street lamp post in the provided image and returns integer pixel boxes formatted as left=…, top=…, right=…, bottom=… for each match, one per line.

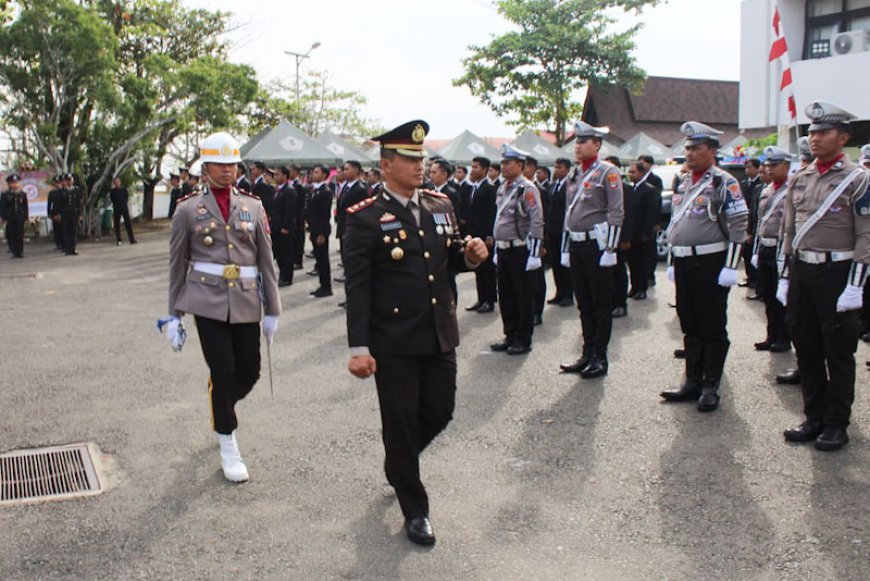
left=284, top=41, right=321, bottom=121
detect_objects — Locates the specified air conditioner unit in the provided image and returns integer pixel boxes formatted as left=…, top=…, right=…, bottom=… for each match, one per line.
left=832, top=30, right=870, bottom=56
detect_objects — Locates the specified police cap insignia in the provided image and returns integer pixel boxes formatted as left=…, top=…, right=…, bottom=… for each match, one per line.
left=372, top=120, right=430, bottom=158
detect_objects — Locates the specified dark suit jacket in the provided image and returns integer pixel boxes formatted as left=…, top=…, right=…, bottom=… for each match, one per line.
left=435, top=183, right=461, bottom=216
left=236, top=177, right=251, bottom=192
left=624, top=181, right=661, bottom=242
left=645, top=172, right=664, bottom=192
left=336, top=180, right=370, bottom=238
left=253, top=177, right=276, bottom=216
left=545, top=178, right=568, bottom=240
left=109, top=187, right=129, bottom=211
left=270, top=183, right=298, bottom=233
left=467, top=181, right=498, bottom=239
left=344, top=190, right=471, bottom=355
left=306, top=183, right=333, bottom=237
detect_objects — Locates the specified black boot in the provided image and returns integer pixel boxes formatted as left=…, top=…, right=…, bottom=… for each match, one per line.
left=560, top=345, right=593, bottom=373
left=661, top=337, right=703, bottom=402
left=697, top=339, right=729, bottom=412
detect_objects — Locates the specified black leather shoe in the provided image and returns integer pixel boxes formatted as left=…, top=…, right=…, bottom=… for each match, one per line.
left=547, top=296, right=561, bottom=304
left=333, top=275, right=346, bottom=283
left=814, top=426, right=849, bottom=451
left=746, top=294, right=762, bottom=301
left=477, top=302, right=494, bottom=313
left=465, top=301, right=483, bottom=311
left=560, top=356, right=592, bottom=373
left=533, top=314, right=543, bottom=326
left=783, top=421, right=824, bottom=443
left=311, top=288, right=333, bottom=298
left=306, top=269, right=319, bottom=277
left=697, top=387, right=720, bottom=412
left=738, top=281, right=750, bottom=288
left=674, top=349, right=686, bottom=359
left=337, top=301, right=347, bottom=308
left=558, top=296, right=574, bottom=307
left=294, top=263, right=303, bottom=270
left=580, top=356, right=608, bottom=379
left=632, top=291, right=647, bottom=300
left=405, top=517, right=436, bottom=546
left=660, top=382, right=701, bottom=402
left=775, top=369, right=801, bottom=385
left=648, top=277, right=657, bottom=287
left=507, top=344, right=531, bottom=355
left=769, top=342, right=791, bottom=353
left=863, top=331, right=870, bottom=343
left=490, top=340, right=512, bottom=352
left=611, top=307, right=627, bottom=318
left=627, top=289, right=637, bottom=298
left=754, top=340, right=772, bottom=351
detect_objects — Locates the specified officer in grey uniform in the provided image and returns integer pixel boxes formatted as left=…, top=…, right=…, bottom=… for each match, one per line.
left=660, top=122, right=748, bottom=412
left=559, top=121, right=624, bottom=379
left=750, top=146, right=793, bottom=353
left=166, top=131, right=282, bottom=482
left=778, top=101, right=870, bottom=451
left=489, top=144, right=544, bottom=355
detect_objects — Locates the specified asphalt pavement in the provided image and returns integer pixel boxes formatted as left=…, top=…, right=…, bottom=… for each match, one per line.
left=1, top=223, right=869, bottom=580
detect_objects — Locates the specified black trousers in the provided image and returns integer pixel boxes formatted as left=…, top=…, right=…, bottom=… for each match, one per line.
left=61, top=214, right=78, bottom=253
left=474, top=252, right=497, bottom=305
left=294, top=227, right=305, bottom=266
left=743, top=242, right=758, bottom=284
left=786, top=260, right=859, bottom=428
left=627, top=240, right=652, bottom=293
left=374, top=350, right=457, bottom=519
left=570, top=240, right=614, bottom=356
left=674, top=252, right=731, bottom=383
left=535, top=265, right=546, bottom=317
left=195, top=316, right=261, bottom=435
left=648, top=233, right=659, bottom=281
left=547, top=234, right=572, bottom=300
left=311, top=235, right=331, bottom=290
left=272, top=231, right=295, bottom=283
left=612, top=248, right=629, bottom=309
left=113, top=206, right=135, bottom=243
left=861, top=285, right=870, bottom=334
left=52, top=218, right=63, bottom=248
left=5, top=220, right=24, bottom=257
left=757, top=246, right=789, bottom=345
left=497, top=246, right=536, bottom=347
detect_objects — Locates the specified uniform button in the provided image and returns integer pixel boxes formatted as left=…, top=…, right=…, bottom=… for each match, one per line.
left=228, top=282, right=235, bottom=288
left=428, top=275, right=435, bottom=282
left=419, top=229, right=424, bottom=237
left=393, top=308, right=399, bottom=314
left=431, top=298, right=437, bottom=305
left=200, top=277, right=206, bottom=282
left=228, top=243, right=234, bottom=249
left=225, top=225, right=231, bottom=231
left=424, top=251, right=431, bottom=259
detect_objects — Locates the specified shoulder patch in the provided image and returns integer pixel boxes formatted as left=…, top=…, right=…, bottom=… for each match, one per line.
left=347, top=196, right=377, bottom=214
left=422, top=189, right=449, bottom=200
left=239, top=190, right=260, bottom=200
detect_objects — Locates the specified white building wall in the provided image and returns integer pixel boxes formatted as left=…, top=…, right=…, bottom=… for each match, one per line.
left=740, top=0, right=870, bottom=129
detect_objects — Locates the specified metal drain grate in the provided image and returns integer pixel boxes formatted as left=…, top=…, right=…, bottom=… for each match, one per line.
left=0, top=444, right=101, bottom=505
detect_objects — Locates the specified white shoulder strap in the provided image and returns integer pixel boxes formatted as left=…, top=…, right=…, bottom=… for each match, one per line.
left=792, top=169, right=864, bottom=250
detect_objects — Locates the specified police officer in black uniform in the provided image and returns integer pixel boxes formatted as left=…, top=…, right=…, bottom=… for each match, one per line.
left=1, top=174, right=29, bottom=258
left=59, top=173, right=82, bottom=256
left=109, top=177, right=137, bottom=245
left=47, top=176, right=64, bottom=250
left=344, top=120, right=488, bottom=547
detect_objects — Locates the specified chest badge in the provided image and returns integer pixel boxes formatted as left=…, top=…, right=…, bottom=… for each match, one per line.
left=380, top=212, right=396, bottom=223
left=391, top=247, right=404, bottom=261
left=203, top=235, right=214, bottom=246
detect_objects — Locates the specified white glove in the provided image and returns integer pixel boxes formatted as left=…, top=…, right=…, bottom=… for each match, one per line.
left=525, top=256, right=542, bottom=271
left=561, top=252, right=570, bottom=268
left=599, top=251, right=617, bottom=268
left=262, top=315, right=279, bottom=345
left=667, top=266, right=675, bottom=282
left=836, top=284, right=864, bottom=313
left=717, top=267, right=739, bottom=287
left=776, top=280, right=789, bottom=306
left=157, top=316, right=186, bottom=352
left=492, top=248, right=498, bottom=267
left=750, top=254, right=759, bottom=270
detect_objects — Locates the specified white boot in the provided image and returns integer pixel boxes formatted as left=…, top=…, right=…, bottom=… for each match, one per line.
left=218, top=432, right=249, bottom=483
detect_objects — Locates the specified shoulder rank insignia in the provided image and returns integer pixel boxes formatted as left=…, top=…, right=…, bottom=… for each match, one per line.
left=347, top=196, right=377, bottom=214
left=175, top=191, right=199, bottom=205
left=422, top=189, right=448, bottom=200
left=239, top=189, right=260, bottom=200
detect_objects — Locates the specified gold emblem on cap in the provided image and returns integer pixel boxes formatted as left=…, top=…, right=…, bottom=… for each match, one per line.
left=221, top=144, right=232, bottom=156
left=391, top=247, right=404, bottom=261
left=412, top=124, right=425, bottom=144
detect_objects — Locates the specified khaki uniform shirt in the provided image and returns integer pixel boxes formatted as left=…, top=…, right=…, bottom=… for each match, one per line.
left=667, top=165, right=748, bottom=247
left=781, top=156, right=870, bottom=263
left=564, top=160, right=624, bottom=233
left=493, top=176, right=544, bottom=242
left=169, top=185, right=281, bottom=323
left=757, top=181, right=789, bottom=240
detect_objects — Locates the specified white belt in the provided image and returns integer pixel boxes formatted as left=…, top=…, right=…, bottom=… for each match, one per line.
left=495, top=239, right=526, bottom=250
left=568, top=230, right=597, bottom=242
left=796, top=250, right=854, bottom=265
left=759, top=237, right=778, bottom=248
left=670, top=241, right=728, bottom=258
left=193, top=261, right=258, bottom=279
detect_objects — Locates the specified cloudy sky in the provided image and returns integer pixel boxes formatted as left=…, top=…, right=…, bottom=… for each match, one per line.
left=186, top=0, right=743, bottom=139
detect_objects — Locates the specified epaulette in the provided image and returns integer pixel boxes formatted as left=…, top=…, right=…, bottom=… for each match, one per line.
left=347, top=196, right=377, bottom=214
left=422, top=189, right=449, bottom=200
left=175, top=191, right=199, bottom=205
left=239, top=189, right=260, bottom=200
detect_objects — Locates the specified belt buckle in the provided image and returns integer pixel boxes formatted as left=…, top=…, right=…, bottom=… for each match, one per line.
left=223, top=264, right=240, bottom=280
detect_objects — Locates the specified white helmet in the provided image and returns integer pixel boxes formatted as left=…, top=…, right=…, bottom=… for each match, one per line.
left=199, top=132, right=242, bottom=164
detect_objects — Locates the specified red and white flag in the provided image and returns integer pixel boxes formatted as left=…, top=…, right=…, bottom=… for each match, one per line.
left=769, top=3, right=797, bottom=125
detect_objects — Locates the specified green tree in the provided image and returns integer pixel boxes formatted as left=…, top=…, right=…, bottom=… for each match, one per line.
left=454, top=0, right=662, bottom=146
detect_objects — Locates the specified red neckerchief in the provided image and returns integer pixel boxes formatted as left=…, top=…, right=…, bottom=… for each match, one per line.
left=581, top=156, right=598, bottom=173
left=692, top=168, right=709, bottom=184
left=212, top=186, right=231, bottom=222
left=816, top=153, right=845, bottom=176
left=773, top=180, right=785, bottom=191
